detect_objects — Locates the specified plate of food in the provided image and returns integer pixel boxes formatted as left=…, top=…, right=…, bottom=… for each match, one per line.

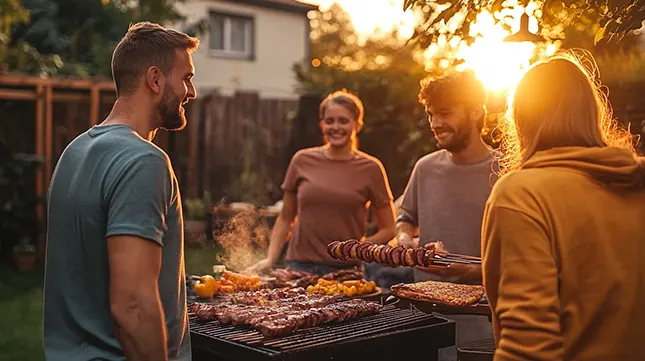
left=390, top=280, right=485, bottom=307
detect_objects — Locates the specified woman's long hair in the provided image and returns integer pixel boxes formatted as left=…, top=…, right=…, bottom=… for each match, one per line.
left=498, top=49, right=635, bottom=174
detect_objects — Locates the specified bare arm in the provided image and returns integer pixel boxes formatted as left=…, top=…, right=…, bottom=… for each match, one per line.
left=109, top=235, right=167, bottom=361
left=266, top=191, right=297, bottom=265
left=366, top=202, right=396, bottom=245
left=395, top=220, right=418, bottom=247
left=395, top=220, right=417, bottom=238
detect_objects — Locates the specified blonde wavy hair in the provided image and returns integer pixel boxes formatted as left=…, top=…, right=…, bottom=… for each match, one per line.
left=498, top=49, right=635, bottom=174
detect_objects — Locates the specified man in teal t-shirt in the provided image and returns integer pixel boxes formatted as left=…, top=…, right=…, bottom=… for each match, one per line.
left=43, top=22, right=199, bottom=361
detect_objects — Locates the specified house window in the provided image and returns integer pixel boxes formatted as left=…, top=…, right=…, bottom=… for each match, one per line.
left=209, top=12, right=253, bottom=59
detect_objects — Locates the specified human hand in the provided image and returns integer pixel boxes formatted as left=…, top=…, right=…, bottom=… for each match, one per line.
left=416, top=263, right=477, bottom=278
left=424, top=241, right=447, bottom=254
left=244, top=258, right=273, bottom=274
left=397, top=233, right=419, bottom=248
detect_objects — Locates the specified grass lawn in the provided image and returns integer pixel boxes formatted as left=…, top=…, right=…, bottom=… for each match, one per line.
left=0, top=245, right=221, bottom=361
left=0, top=267, right=45, bottom=361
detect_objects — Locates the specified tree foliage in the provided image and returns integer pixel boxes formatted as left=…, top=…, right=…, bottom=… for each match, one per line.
left=294, top=4, right=436, bottom=196
left=405, top=0, right=645, bottom=49
left=2, top=0, right=184, bottom=77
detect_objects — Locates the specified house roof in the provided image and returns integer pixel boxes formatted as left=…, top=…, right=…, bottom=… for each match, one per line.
left=223, top=0, right=318, bottom=15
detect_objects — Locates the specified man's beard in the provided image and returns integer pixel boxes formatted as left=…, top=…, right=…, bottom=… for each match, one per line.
left=433, top=126, right=470, bottom=153
left=158, top=87, right=186, bottom=131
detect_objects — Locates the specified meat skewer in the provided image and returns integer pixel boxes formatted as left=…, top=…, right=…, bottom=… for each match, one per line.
left=327, top=239, right=480, bottom=268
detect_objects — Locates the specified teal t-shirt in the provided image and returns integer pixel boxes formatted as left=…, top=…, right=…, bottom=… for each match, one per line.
left=43, top=124, right=191, bottom=361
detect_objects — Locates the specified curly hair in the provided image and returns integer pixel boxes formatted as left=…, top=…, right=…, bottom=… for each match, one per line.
left=418, top=69, right=487, bottom=110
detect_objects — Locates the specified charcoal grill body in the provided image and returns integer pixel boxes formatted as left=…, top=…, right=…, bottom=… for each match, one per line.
left=189, top=305, right=455, bottom=361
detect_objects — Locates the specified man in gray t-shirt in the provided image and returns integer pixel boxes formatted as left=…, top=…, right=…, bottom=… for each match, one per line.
left=396, top=70, right=498, bottom=361
left=43, top=22, right=199, bottom=361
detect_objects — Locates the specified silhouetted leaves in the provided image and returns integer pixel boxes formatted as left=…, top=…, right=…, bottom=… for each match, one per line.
left=405, top=0, right=645, bottom=48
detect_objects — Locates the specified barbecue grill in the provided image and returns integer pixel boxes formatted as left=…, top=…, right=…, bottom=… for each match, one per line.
left=190, top=303, right=456, bottom=361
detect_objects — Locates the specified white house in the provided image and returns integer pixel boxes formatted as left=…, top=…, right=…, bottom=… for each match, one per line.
left=174, top=0, right=317, bottom=100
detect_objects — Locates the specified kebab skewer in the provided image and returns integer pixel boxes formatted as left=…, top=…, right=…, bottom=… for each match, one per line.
left=327, top=239, right=481, bottom=268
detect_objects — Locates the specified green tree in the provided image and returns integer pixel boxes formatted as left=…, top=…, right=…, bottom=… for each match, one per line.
left=404, top=0, right=645, bottom=48
left=294, top=4, right=435, bottom=196
left=5, top=0, right=184, bottom=77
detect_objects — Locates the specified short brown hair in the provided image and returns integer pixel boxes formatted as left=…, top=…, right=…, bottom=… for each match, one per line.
left=418, top=69, right=487, bottom=110
left=111, top=21, right=199, bottom=96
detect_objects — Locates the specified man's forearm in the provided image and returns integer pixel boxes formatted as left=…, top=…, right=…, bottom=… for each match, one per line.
left=460, top=265, right=483, bottom=284
left=112, top=294, right=168, bottom=361
left=395, top=220, right=417, bottom=238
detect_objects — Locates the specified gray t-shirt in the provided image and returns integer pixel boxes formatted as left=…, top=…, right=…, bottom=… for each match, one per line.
left=398, top=149, right=499, bottom=360
left=43, top=124, right=191, bottom=361
left=398, top=149, right=499, bottom=283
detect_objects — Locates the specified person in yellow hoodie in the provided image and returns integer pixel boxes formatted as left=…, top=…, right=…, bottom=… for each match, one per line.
left=482, top=50, right=645, bottom=361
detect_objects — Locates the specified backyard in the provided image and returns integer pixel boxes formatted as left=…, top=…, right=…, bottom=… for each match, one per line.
left=0, top=245, right=220, bottom=361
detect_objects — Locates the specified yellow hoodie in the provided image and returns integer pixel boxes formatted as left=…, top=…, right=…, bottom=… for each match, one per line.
left=482, top=146, right=645, bottom=361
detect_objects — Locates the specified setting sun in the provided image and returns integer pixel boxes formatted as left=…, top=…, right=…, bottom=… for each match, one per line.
left=449, top=4, right=561, bottom=92
left=302, top=0, right=562, bottom=92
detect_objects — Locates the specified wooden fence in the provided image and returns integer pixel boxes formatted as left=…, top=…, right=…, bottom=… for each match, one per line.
left=2, top=74, right=645, bottom=232
left=172, top=90, right=299, bottom=203
left=0, top=75, right=301, bottom=228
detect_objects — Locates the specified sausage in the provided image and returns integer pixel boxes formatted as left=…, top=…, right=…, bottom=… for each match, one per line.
left=333, top=242, right=343, bottom=260
left=376, top=245, right=388, bottom=264
left=390, top=245, right=404, bottom=267
left=327, top=241, right=340, bottom=258
left=371, top=245, right=383, bottom=264
left=382, top=246, right=394, bottom=265
left=340, top=240, right=358, bottom=260
left=358, top=242, right=373, bottom=262
left=403, top=248, right=416, bottom=267
left=415, top=247, right=426, bottom=267
left=349, top=242, right=360, bottom=260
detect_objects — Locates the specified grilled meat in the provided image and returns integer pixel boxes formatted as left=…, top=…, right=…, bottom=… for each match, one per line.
left=270, top=265, right=365, bottom=288
left=255, top=299, right=381, bottom=336
left=189, top=295, right=381, bottom=337
left=327, top=239, right=435, bottom=268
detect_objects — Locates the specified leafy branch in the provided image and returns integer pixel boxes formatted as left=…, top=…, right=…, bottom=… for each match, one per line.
left=404, top=0, right=645, bottom=48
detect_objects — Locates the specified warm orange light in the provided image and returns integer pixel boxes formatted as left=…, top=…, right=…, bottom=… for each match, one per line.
left=423, top=4, right=560, bottom=92
left=312, top=58, right=321, bottom=67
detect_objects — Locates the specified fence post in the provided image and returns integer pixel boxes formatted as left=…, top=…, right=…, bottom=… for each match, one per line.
left=287, top=92, right=322, bottom=161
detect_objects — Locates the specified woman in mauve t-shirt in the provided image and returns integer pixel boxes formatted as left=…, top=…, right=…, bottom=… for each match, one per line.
left=247, top=90, right=396, bottom=275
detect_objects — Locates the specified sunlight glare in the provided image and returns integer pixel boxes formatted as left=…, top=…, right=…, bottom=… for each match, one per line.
left=427, top=5, right=560, bottom=92
left=302, top=0, right=560, bottom=92
left=455, top=10, right=537, bottom=92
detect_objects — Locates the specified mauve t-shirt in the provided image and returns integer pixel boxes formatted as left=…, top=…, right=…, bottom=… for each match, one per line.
left=281, top=146, right=393, bottom=267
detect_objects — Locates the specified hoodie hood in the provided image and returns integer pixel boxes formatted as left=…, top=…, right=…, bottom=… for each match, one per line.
left=522, top=146, right=645, bottom=189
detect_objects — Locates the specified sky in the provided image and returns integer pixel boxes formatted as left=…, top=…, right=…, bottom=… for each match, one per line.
left=299, top=0, right=416, bottom=40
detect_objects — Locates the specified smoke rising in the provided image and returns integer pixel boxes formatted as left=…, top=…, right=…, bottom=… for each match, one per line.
left=214, top=206, right=270, bottom=272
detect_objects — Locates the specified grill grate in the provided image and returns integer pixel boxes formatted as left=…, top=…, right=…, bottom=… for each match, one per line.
left=190, top=303, right=456, bottom=361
